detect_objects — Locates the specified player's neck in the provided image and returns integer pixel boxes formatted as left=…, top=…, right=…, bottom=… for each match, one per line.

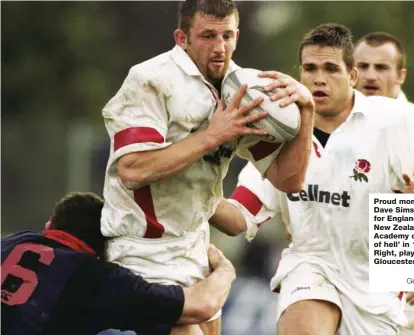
left=209, top=79, right=222, bottom=96
left=214, top=83, right=222, bottom=96
left=392, top=88, right=401, bottom=100
left=314, top=95, right=354, bottom=134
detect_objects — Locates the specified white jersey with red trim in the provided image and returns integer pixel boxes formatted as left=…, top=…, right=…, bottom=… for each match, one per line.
left=231, top=91, right=414, bottom=321
left=397, top=90, right=414, bottom=335
left=100, top=45, right=283, bottom=285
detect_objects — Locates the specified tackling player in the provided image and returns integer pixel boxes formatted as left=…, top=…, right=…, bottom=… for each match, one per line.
left=100, top=0, right=315, bottom=334
left=1, top=192, right=236, bottom=335
left=210, top=23, right=414, bottom=334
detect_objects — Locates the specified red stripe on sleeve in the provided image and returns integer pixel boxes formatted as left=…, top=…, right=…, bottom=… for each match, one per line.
left=230, top=186, right=263, bottom=216
left=114, top=127, right=164, bottom=151
left=134, top=186, right=165, bottom=238
left=248, top=141, right=281, bottom=161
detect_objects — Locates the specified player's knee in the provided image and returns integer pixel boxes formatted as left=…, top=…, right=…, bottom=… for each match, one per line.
left=200, top=303, right=218, bottom=323
left=277, top=299, right=341, bottom=335
left=199, top=317, right=221, bottom=335
left=170, top=324, right=204, bottom=335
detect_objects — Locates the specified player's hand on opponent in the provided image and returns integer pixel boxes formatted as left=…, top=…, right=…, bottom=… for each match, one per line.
left=208, top=244, right=235, bottom=276
left=259, top=71, right=315, bottom=111
left=206, top=85, right=269, bottom=145
left=392, top=174, right=414, bottom=193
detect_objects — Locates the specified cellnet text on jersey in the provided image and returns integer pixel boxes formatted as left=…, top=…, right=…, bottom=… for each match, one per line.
left=287, top=184, right=351, bottom=207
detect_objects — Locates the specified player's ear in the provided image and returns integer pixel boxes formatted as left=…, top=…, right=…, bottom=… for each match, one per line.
left=45, top=220, right=52, bottom=230
left=350, top=67, right=358, bottom=87
left=234, top=29, right=240, bottom=51
left=298, top=65, right=304, bottom=81
left=174, top=29, right=188, bottom=50
left=397, top=68, right=407, bottom=85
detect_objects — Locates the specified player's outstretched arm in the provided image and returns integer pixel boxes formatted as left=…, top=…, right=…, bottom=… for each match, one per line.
left=259, top=71, right=315, bottom=193
left=209, top=199, right=247, bottom=236
left=118, top=85, right=269, bottom=189
left=178, top=244, right=236, bottom=325
left=98, top=245, right=235, bottom=330
left=210, top=162, right=281, bottom=237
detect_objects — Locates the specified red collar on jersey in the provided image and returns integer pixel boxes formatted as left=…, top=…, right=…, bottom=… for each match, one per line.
left=42, top=229, right=96, bottom=256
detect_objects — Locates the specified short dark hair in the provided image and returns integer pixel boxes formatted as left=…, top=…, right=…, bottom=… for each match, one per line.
left=356, top=32, right=406, bottom=70
left=299, top=23, right=355, bottom=72
left=178, top=0, right=239, bottom=33
left=50, top=192, right=106, bottom=258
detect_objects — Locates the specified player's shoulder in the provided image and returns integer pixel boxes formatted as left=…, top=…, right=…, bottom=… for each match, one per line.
left=239, top=161, right=263, bottom=181
left=128, top=48, right=177, bottom=82
left=363, top=94, right=408, bottom=115
left=406, top=100, right=414, bottom=110
left=1, top=231, right=43, bottom=260
left=1, top=230, right=41, bottom=246
left=358, top=93, right=413, bottom=128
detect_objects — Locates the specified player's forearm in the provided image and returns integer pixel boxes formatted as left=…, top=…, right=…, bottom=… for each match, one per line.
left=178, top=263, right=235, bottom=325
left=118, top=130, right=220, bottom=188
left=209, top=200, right=247, bottom=236
left=265, top=106, right=314, bottom=193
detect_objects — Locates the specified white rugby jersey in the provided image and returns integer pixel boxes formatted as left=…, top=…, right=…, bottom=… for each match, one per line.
left=101, top=45, right=282, bottom=242
left=397, top=91, right=408, bottom=103
left=230, top=91, right=414, bottom=315
left=397, top=90, right=414, bottom=334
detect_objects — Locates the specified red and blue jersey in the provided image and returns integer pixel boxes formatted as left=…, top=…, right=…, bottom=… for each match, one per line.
left=1, top=230, right=184, bottom=335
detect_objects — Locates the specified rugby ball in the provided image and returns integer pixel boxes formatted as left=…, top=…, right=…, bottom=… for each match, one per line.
left=221, top=68, right=301, bottom=143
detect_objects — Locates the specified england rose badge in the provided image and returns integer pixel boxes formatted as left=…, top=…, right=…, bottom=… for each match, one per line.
left=350, top=159, right=371, bottom=183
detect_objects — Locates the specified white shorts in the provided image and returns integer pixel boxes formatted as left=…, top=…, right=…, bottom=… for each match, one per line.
left=276, top=263, right=404, bottom=335
left=106, top=224, right=210, bottom=286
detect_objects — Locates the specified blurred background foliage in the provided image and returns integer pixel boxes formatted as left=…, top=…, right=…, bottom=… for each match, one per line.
left=2, top=2, right=413, bottom=334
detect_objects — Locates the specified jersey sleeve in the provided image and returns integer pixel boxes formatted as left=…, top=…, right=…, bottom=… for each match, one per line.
left=102, top=66, right=171, bottom=162
left=235, top=135, right=284, bottom=176
left=387, top=104, right=414, bottom=190
left=228, top=162, right=289, bottom=240
left=97, top=262, right=184, bottom=333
